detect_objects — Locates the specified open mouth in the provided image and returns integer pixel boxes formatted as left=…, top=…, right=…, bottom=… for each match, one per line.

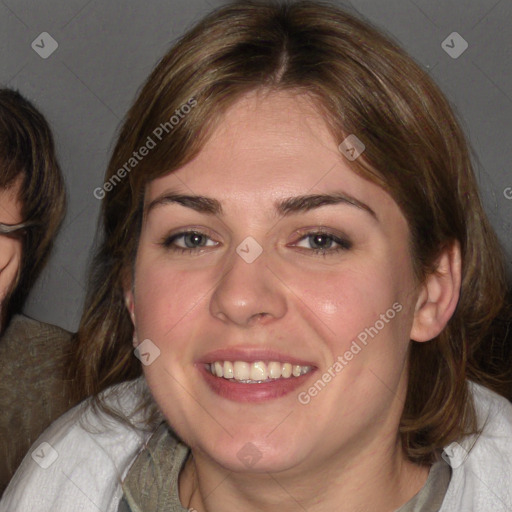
left=207, top=360, right=313, bottom=383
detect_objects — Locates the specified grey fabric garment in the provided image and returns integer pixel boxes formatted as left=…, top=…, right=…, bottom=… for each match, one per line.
left=117, top=496, right=133, bottom=512
left=121, top=422, right=190, bottom=512
left=120, top=422, right=451, bottom=512
left=0, top=314, right=74, bottom=497
left=394, top=457, right=451, bottom=512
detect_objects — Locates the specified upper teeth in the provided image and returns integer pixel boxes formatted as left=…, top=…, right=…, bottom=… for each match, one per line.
left=208, top=361, right=312, bottom=382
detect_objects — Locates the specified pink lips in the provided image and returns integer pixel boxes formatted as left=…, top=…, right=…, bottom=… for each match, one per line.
left=196, top=346, right=316, bottom=403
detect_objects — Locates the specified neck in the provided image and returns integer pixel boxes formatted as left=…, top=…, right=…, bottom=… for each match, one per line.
left=179, top=435, right=430, bottom=512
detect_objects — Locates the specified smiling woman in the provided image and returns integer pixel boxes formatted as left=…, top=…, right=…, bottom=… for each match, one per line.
left=1, top=1, right=511, bottom=511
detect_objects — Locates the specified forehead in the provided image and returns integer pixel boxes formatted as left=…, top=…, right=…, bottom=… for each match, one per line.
left=145, top=90, right=395, bottom=216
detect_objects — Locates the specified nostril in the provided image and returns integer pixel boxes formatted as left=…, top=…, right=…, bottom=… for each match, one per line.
left=248, top=312, right=272, bottom=326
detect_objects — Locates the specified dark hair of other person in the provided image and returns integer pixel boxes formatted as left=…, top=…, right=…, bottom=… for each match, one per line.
left=0, top=88, right=66, bottom=331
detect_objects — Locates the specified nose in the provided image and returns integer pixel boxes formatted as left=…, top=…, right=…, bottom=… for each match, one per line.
left=209, top=246, right=287, bottom=327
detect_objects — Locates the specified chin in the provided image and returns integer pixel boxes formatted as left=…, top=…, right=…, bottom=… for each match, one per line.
left=196, top=433, right=307, bottom=474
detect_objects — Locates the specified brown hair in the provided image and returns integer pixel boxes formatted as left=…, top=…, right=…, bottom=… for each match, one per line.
left=69, top=0, right=511, bottom=463
left=0, top=88, right=66, bottom=330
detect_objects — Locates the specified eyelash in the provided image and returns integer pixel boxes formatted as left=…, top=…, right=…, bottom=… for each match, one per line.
left=160, top=229, right=352, bottom=256
left=294, top=230, right=352, bottom=256
left=160, top=231, right=217, bottom=255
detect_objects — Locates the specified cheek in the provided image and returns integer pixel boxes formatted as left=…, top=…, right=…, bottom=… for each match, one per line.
left=289, top=261, right=414, bottom=404
left=0, top=237, right=21, bottom=268
left=294, top=264, right=403, bottom=342
left=0, top=238, right=22, bottom=297
left=132, top=256, right=211, bottom=342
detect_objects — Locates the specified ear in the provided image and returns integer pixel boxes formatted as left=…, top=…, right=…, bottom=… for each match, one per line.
left=122, top=269, right=136, bottom=327
left=124, top=284, right=141, bottom=348
left=410, top=241, right=461, bottom=342
left=125, top=289, right=136, bottom=324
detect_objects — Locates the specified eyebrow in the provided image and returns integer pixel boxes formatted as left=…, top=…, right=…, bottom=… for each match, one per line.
left=146, top=191, right=377, bottom=219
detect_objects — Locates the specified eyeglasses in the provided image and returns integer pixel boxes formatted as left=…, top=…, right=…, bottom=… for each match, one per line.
left=0, top=221, right=35, bottom=237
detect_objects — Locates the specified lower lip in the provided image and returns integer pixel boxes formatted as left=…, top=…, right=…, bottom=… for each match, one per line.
left=198, top=364, right=315, bottom=402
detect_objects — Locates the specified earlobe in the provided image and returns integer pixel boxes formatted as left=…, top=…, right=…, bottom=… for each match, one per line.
left=410, top=241, right=462, bottom=342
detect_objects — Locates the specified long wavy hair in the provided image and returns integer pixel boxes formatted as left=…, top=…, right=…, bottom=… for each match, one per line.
left=68, top=0, right=511, bottom=464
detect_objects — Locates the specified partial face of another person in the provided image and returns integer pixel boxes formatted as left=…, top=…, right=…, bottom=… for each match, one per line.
left=126, top=90, right=432, bottom=474
left=0, top=179, right=23, bottom=317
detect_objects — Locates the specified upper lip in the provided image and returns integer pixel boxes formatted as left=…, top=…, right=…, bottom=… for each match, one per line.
left=197, top=346, right=316, bottom=367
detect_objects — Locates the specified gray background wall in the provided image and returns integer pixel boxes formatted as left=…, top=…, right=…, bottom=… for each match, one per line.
left=0, top=0, right=510, bottom=332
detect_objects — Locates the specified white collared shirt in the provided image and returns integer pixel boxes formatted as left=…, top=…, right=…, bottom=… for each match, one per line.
left=1, top=378, right=511, bottom=511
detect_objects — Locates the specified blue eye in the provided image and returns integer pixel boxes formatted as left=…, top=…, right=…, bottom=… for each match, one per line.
left=160, top=229, right=351, bottom=256
left=161, top=231, right=217, bottom=253
left=294, top=232, right=352, bottom=255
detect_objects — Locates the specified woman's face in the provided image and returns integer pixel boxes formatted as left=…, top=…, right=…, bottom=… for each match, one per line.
left=0, top=181, right=23, bottom=322
left=127, top=90, right=423, bottom=474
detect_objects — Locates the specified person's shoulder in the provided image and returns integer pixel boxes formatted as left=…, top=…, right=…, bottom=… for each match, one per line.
left=0, top=377, right=156, bottom=512
left=0, top=315, right=75, bottom=495
left=470, top=381, right=512, bottom=427
left=440, top=381, right=512, bottom=511
left=0, top=314, right=72, bottom=358
left=0, top=313, right=72, bottom=407
left=7, top=313, right=71, bottom=339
